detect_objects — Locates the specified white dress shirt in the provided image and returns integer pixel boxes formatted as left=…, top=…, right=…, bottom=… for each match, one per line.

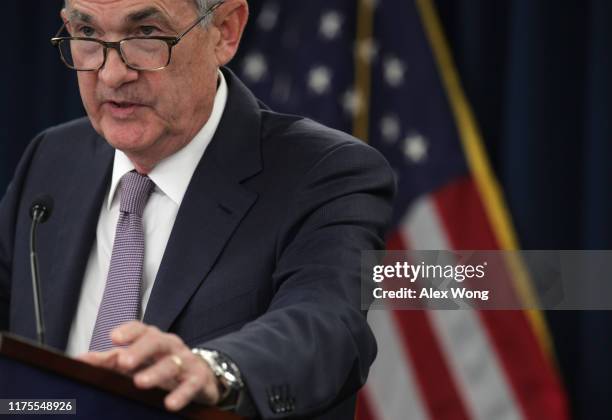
left=65, top=71, right=228, bottom=357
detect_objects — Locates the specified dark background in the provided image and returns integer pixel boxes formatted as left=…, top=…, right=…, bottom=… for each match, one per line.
left=2, top=1, right=611, bottom=418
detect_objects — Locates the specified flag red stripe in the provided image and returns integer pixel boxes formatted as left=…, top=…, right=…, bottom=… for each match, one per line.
left=432, top=176, right=569, bottom=420
left=431, top=176, right=499, bottom=250
left=386, top=231, right=472, bottom=420
left=478, top=312, right=569, bottom=420
left=355, top=390, right=377, bottom=420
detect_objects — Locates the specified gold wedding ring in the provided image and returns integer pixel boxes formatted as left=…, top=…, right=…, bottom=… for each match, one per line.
left=170, top=355, right=184, bottom=374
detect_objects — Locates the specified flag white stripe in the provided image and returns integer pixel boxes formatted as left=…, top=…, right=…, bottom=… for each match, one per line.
left=401, top=197, right=523, bottom=420
left=400, top=196, right=448, bottom=251
left=366, top=309, right=429, bottom=420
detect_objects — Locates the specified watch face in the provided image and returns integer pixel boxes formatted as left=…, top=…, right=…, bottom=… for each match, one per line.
left=222, top=371, right=237, bottom=383
left=195, top=349, right=244, bottom=389
left=219, top=361, right=244, bottom=388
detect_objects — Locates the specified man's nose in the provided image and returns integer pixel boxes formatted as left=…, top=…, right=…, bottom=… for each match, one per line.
left=98, top=47, right=139, bottom=88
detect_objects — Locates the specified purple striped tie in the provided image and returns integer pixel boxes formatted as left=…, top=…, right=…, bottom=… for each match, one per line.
left=89, top=171, right=154, bottom=352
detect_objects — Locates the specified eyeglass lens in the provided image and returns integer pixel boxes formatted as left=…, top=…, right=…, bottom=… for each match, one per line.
left=58, top=38, right=170, bottom=71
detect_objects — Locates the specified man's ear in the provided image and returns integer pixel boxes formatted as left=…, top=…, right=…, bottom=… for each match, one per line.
left=60, top=8, right=71, bottom=32
left=213, top=0, right=249, bottom=66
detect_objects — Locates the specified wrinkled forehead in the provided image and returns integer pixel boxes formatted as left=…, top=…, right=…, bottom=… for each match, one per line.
left=65, top=0, right=198, bottom=10
left=64, top=0, right=198, bottom=30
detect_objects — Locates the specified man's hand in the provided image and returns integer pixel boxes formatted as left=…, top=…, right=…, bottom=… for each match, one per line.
left=77, top=321, right=221, bottom=412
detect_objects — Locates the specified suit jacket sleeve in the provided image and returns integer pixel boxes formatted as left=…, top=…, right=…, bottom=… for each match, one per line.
left=0, top=132, right=47, bottom=331
left=200, top=141, right=396, bottom=418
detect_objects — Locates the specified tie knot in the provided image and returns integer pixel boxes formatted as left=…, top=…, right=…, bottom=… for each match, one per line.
left=119, top=171, right=154, bottom=216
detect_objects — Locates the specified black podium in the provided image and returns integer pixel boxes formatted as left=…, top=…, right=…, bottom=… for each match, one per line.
left=0, top=333, right=242, bottom=419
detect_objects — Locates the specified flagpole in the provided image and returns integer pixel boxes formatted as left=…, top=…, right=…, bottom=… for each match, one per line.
left=353, top=0, right=375, bottom=143
left=414, top=0, right=555, bottom=358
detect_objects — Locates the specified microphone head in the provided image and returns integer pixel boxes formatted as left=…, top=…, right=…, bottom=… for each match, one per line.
left=30, top=195, right=54, bottom=223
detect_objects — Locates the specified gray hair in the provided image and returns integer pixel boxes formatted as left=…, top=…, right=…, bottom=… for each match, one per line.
left=194, top=0, right=222, bottom=26
left=195, top=0, right=216, bottom=13
left=63, top=0, right=221, bottom=26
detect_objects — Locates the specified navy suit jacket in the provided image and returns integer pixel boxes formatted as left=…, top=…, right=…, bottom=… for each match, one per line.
left=0, top=69, right=395, bottom=419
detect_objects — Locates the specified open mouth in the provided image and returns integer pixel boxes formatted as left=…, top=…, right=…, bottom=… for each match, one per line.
left=110, top=101, right=139, bottom=108
left=105, top=101, right=144, bottom=118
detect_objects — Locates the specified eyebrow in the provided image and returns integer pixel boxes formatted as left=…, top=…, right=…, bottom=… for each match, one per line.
left=68, top=9, right=94, bottom=24
left=127, top=7, right=176, bottom=31
left=126, top=7, right=166, bottom=23
left=67, top=7, right=175, bottom=30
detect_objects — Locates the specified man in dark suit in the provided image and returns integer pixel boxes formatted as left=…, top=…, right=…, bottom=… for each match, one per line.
left=0, top=0, right=395, bottom=418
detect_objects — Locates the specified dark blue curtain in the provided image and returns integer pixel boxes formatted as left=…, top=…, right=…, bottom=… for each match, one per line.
left=3, top=1, right=611, bottom=418
left=1, top=1, right=84, bottom=185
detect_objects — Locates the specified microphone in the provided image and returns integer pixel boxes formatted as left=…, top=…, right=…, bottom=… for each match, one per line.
left=29, top=195, right=54, bottom=346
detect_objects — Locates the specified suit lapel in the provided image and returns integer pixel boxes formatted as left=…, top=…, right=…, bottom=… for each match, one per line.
left=144, top=68, right=263, bottom=331
left=44, top=137, right=114, bottom=350
left=143, top=157, right=257, bottom=330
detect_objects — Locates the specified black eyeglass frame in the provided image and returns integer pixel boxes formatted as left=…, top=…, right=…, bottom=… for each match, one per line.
left=50, top=1, right=224, bottom=72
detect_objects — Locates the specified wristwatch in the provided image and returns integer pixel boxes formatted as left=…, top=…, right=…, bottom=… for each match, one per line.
left=192, top=348, right=244, bottom=405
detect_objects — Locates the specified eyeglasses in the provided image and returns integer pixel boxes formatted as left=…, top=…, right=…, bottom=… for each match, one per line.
left=50, top=1, right=224, bottom=72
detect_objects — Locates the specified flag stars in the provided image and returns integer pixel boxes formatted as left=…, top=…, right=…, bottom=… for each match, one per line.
left=380, top=115, right=401, bottom=143
left=308, top=66, right=333, bottom=95
left=384, top=57, right=407, bottom=87
left=242, top=52, right=268, bottom=83
left=341, top=89, right=364, bottom=116
left=257, top=2, right=280, bottom=31
left=403, top=133, right=428, bottom=163
left=319, top=11, right=344, bottom=40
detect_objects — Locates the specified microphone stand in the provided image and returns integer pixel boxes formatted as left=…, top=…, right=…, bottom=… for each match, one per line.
left=29, top=207, right=47, bottom=346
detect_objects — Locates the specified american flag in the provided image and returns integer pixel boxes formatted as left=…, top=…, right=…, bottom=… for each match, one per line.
left=232, top=0, right=569, bottom=418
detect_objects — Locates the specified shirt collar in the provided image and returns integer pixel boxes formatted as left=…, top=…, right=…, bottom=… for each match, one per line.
left=107, top=70, right=228, bottom=210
